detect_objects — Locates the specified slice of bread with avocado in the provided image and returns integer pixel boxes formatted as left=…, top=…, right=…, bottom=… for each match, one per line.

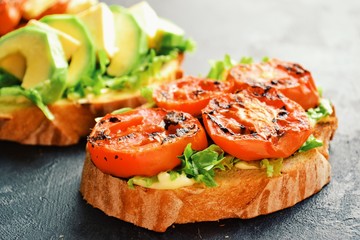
left=80, top=110, right=337, bottom=232
left=0, top=2, right=192, bottom=145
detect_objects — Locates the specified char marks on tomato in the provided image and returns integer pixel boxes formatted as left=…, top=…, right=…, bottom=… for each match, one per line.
left=202, top=86, right=312, bottom=161
left=153, top=76, right=234, bottom=116
left=87, top=108, right=208, bottom=178
left=227, top=59, right=320, bottom=110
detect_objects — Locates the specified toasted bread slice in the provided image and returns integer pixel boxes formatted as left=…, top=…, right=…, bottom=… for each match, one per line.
left=80, top=113, right=338, bottom=232
left=0, top=58, right=183, bottom=146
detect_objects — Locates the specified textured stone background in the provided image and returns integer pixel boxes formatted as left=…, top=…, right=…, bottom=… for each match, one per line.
left=1, top=0, right=359, bottom=239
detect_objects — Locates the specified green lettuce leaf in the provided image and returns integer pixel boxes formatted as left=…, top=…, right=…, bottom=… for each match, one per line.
left=0, top=86, right=54, bottom=120
left=307, top=98, right=333, bottom=123
left=207, top=54, right=237, bottom=81
left=317, top=87, right=323, bottom=98
left=239, top=56, right=253, bottom=64
left=127, top=175, right=158, bottom=189
left=262, top=56, right=270, bottom=62
left=97, top=49, right=110, bottom=75
left=299, top=135, right=323, bottom=152
left=157, top=35, right=196, bottom=55
left=0, top=70, right=54, bottom=120
left=206, top=55, right=262, bottom=81
left=140, top=86, right=155, bottom=107
left=177, top=144, right=235, bottom=187
left=64, top=49, right=178, bottom=100
left=260, top=158, right=283, bottom=177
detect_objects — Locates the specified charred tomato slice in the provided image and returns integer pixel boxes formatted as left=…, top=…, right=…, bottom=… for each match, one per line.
left=87, top=108, right=208, bottom=177
left=202, top=86, right=312, bottom=161
left=153, top=76, right=234, bottom=116
left=227, top=59, right=319, bottom=110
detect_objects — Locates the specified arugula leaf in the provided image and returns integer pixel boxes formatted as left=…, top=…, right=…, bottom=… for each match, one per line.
left=177, top=144, right=235, bottom=187
left=0, top=86, right=54, bottom=120
left=260, top=158, right=283, bottom=177
left=299, top=135, right=323, bottom=152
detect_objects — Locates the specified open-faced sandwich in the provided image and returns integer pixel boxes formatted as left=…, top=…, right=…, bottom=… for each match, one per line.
left=0, top=1, right=193, bottom=145
left=0, top=0, right=100, bottom=37
left=80, top=57, right=338, bottom=232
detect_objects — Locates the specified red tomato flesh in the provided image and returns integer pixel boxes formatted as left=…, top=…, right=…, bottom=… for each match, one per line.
left=202, top=86, right=312, bottom=161
left=37, top=0, right=70, bottom=20
left=153, top=76, right=234, bottom=116
left=87, top=108, right=208, bottom=178
left=0, top=1, right=22, bottom=36
left=227, top=59, right=320, bottom=110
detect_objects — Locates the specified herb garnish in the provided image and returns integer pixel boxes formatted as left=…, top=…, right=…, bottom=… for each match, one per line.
left=177, top=144, right=235, bottom=187
left=306, top=98, right=333, bottom=123
left=299, top=135, right=323, bottom=152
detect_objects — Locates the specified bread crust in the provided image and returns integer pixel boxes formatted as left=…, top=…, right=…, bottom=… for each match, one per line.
left=80, top=115, right=338, bottom=232
left=0, top=59, right=183, bottom=145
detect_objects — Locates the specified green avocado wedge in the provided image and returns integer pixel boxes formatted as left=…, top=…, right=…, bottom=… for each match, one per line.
left=106, top=5, right=148, bottom=77
left=155, top=18, right=193, bottom=54
left=128, top=1, right=159, bottom=48
left=40, top=14, right=96, bottom=87
left=0, top=26, right=68, bottom=104
left=27, top=19, right=80, bottom=61
left=128, top=2, right=192, bottom=54
left=76, top=3, right=116, bottom=58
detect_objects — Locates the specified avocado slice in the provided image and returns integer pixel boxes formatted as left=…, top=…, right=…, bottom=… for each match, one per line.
left=129, top=2, right=189, bottom=52
left=106, top=6, right=148, bottom=77
left=0, top=26, right=68, bottom=104
left=40, top=14, right=96, bottom=87
left=27, top=20, right=81, bottom=61
left=128, top=1, right=159, bottom=48
left=0, top=53, right=26, bottom=80
left=22, top=0, right=58, bottom=19
left=66, top=0, right=98, bottom=14
left=77, top=3, right=116, bottom=58
left=155, top=18, right=190, bottom=52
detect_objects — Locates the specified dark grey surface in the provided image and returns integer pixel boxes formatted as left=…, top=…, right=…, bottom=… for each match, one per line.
left=1, top=0, right=359, bottom=239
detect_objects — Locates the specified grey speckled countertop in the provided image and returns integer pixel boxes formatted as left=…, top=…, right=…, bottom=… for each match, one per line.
left=1, top=0, right=359, bottom=239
